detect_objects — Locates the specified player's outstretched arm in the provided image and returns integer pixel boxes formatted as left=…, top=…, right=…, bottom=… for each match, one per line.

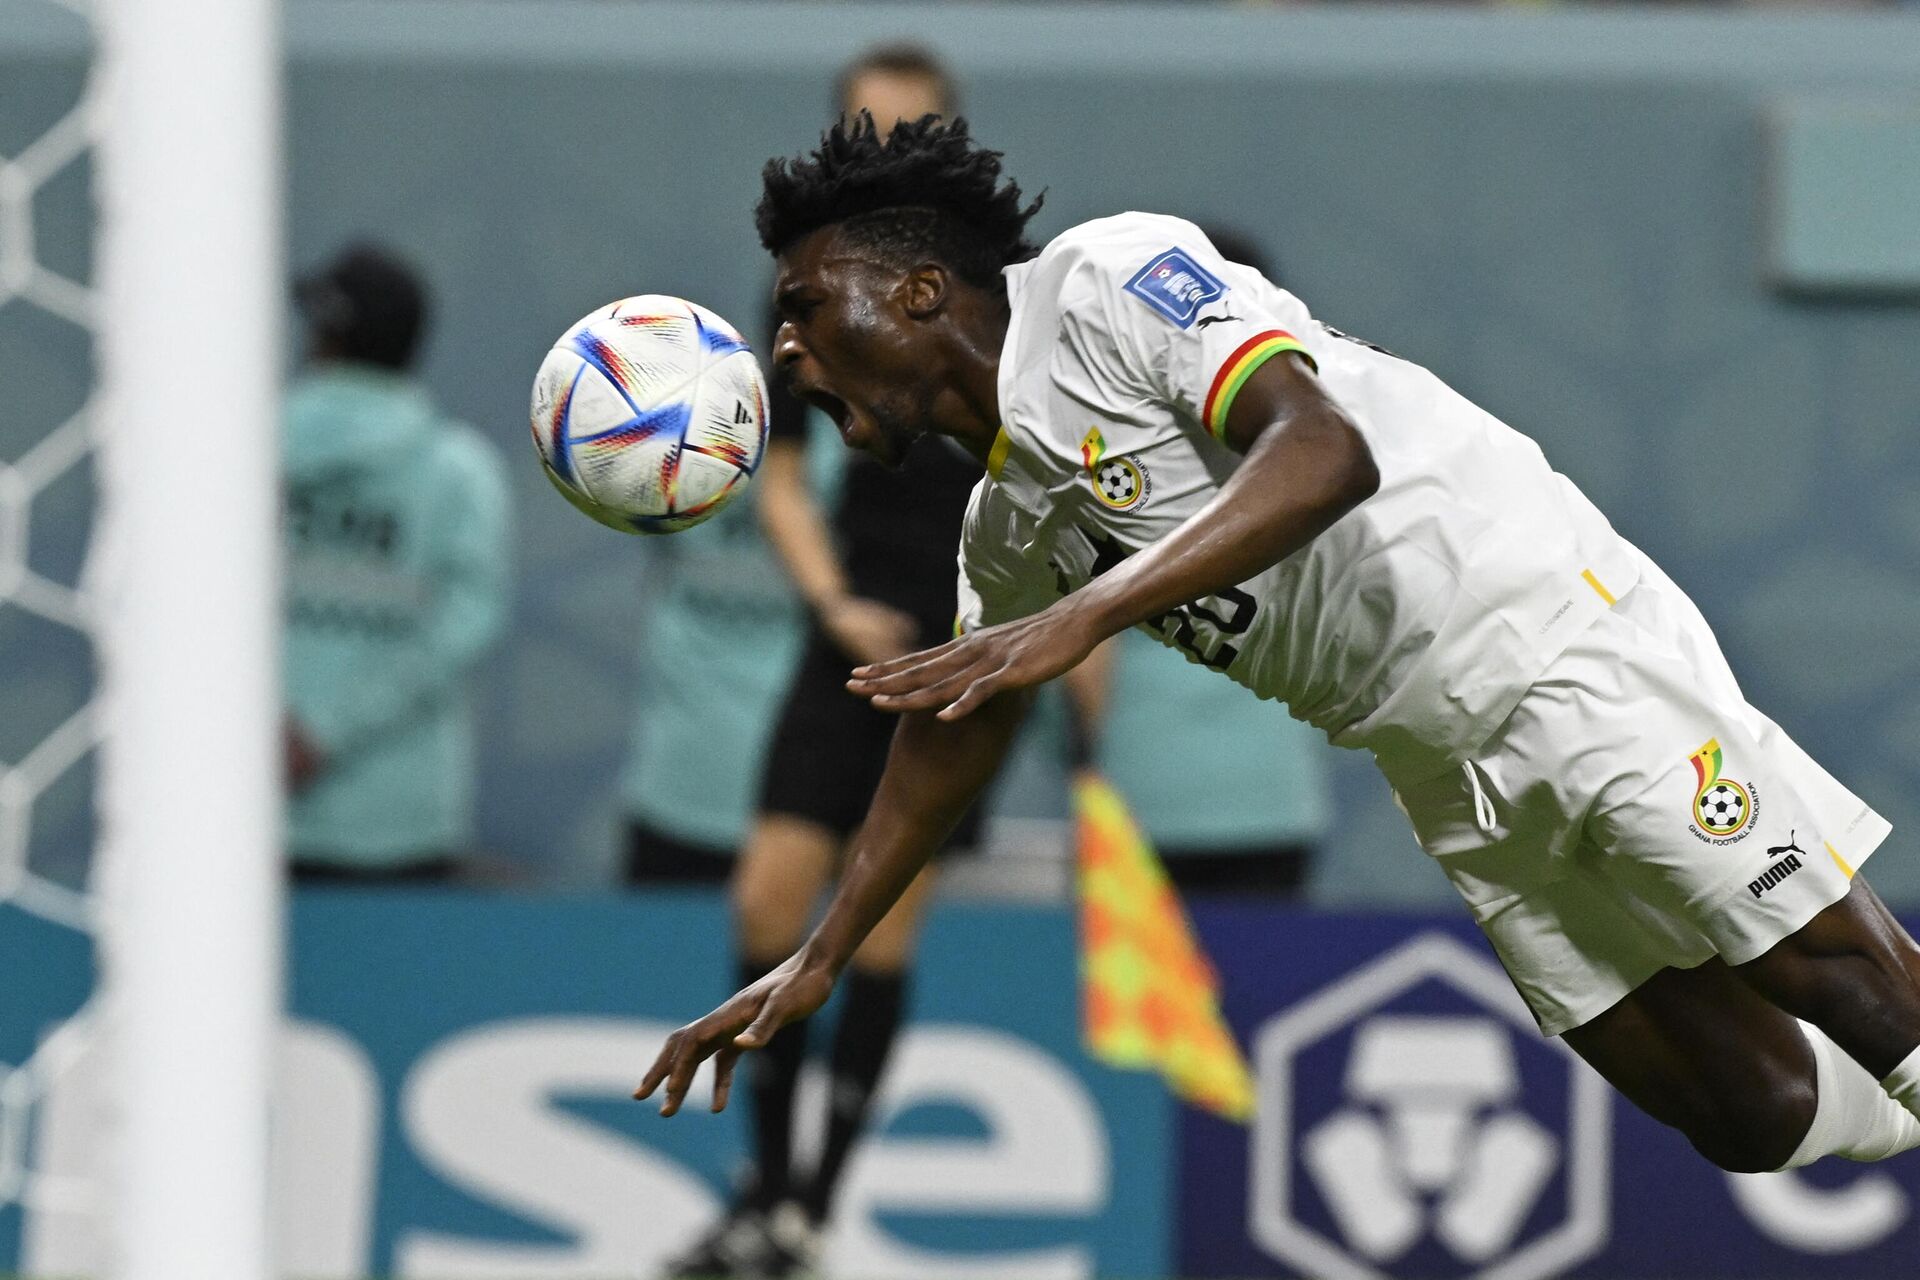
left=634, top=688, right=1032, bottom=1116
left=848, top=353, right=1376, bottom=719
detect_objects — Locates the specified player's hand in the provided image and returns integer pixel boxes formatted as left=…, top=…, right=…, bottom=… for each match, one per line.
left=817, top=595, right=917, bottom=667
left=634, top=954, right=834, bottom=1117
left=847, top=604, right=1099, bottom=721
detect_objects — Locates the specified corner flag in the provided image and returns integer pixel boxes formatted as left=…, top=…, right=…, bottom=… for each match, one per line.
left=1075, top=768, right=1255, bottom=1121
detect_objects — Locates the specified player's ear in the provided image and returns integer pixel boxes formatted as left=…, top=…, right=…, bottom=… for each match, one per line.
left=901, top=264, right=947, bottom=319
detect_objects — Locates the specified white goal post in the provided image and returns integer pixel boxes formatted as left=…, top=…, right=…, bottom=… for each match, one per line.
left=94, top=0, right=284, bottom=1275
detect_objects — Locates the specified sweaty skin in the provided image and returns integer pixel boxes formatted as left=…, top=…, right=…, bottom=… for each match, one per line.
left=635, top=232, right=1376, bottom=1115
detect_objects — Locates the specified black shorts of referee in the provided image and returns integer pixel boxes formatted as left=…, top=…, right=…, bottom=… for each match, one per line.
left=625, top=615, right=988, bottom=886
left=756, top=615, right=987, bottom=856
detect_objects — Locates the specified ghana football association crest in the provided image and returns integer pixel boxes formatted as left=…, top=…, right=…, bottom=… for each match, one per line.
left=1080, top=427, right=1151, bottom=511
left=1688, top=737, right=1759, bottom=845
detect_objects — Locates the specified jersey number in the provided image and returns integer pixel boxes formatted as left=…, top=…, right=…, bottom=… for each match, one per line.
left=1054, top=527, right=1257, bottom=673
left=1156, top=586, right=1256, bottom=671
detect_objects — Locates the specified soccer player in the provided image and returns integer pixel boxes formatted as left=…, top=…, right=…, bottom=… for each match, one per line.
left=651, top=46, right=986, bottom=1280
left=640, top=115, right=1920, bottom=1178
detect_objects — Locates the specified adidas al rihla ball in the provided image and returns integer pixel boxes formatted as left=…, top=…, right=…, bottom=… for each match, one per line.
left=530, top=295, right=768, bottom=534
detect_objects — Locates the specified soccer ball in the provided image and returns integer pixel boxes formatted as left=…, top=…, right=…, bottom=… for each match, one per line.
left=529, top=295, right=767, bottom=534
left=1696, top=781, right=1748, bottom=833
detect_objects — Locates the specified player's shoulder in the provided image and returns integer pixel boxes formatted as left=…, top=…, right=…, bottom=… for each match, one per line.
left=1026, top=212, right=1250, bottom=341
left=1032, top=212, right=1212, bottom=288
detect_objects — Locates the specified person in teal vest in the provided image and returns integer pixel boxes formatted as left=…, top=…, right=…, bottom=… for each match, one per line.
left=282, top=243, right=512, bottom=882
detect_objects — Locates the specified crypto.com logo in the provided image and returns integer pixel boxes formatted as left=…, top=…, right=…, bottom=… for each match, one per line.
left=1250, top=933, right=1610, bottom=1280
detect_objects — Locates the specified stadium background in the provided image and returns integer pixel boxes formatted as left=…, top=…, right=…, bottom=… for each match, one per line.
left=5, top=1, right=1920, bottom=1277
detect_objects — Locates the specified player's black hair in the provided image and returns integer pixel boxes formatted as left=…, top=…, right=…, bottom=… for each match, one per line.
left=294, top=241, right=429, bottom=371
left=755, top=114, right=1043, bottom=291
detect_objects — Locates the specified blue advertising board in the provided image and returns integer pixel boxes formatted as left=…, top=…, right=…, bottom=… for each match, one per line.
left=0, top=893, right=1169, bottom=1279
left=11, top=894, right=1920, bottom=1278
left=1179, top=904, right=1920, bottom=1280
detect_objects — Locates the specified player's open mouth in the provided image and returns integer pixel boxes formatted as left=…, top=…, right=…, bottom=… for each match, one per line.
left=801, top=387, right=857, bottom=441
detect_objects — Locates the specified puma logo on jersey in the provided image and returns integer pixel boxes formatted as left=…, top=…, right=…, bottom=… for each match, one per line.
left=1766, top=829, right=1805, bottom=860
left=1196, top=313, right=1242, bottom=329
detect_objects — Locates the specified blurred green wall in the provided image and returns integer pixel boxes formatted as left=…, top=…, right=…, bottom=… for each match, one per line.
left=6, top=2, right=1920, bottom=900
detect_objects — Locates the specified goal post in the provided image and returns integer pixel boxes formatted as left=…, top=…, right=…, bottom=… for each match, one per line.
left=93, top=0, right=284, bottom=1274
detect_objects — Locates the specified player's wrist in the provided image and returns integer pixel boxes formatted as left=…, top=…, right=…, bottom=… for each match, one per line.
left=1056, top=588, right=1129, bottom=656
left=792, top=936, right=849, bottom=982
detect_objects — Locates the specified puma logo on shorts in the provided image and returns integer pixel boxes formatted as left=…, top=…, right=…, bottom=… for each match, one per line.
left=1749, top=853, right=1805, bottom=899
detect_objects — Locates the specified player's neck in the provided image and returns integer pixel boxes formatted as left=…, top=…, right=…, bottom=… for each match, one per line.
left=928, top=295, right=1008, bottom=466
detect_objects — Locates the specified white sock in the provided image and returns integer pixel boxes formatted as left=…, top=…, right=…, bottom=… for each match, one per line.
left=1881, top=1042, right=1920, bottom=1130
left=1779, top=1022, right=1920, bottom=1169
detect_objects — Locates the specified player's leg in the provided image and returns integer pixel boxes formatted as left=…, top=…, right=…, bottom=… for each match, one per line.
left=1533, top=553, right=1920, bottom=1168
left=1561, top=934, right=1920, bottom=1173
left=1563, top=787, right=1920, bottom=1170
left=1455, top=848, right=1851, bottom=1173
left=1560, top=957, right=1817, bottom=1171
left=1395, top=670, right=1913, bottom=1168
left=1569, top=710, right=1920, bottom=1170
left=1737, top=874, right=1920, bottom=1121
left=1591, top=552, right=1920, bottom=1146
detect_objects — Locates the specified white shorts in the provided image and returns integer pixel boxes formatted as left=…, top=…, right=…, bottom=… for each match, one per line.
left=1389, top=550, right=1893, bottom=1038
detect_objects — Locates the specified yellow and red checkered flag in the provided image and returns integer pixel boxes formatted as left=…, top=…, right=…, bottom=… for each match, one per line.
left=1074, top=768, right=1256, bottom=1122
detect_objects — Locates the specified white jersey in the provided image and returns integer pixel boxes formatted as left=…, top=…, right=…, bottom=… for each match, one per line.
left=957, top=212, right=1642, bottom=782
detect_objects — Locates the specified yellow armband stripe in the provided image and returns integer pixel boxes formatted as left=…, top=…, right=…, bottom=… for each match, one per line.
left=1203, top=330, right=1314, bottom=443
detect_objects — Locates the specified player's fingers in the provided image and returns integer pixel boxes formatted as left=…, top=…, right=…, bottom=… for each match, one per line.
left=710, top=1044, right=743, bottom=1113
left=659, top=1048, right=704, bottom=1117
left=853, top=642, right=993, bottom=697
left=736, top=997, right=789, bottom=1049
left=847, top=649, right=966, bottom=694
left=660, top=1020, right=729, bottom=1116
left=850, top=634, right=967, bottom=680
left=634, top=1030, right=682, bottom=1100
left=938, top=670, right=1004, bottom=721
left=866, top=663, right=987, bottom=712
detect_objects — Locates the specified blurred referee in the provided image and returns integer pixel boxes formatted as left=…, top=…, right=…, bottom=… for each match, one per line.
left=656, top=45, right=985, bottom=1280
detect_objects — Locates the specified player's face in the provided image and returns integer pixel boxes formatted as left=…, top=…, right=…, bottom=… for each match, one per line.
left=773, top=229, right=942, bottom=468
